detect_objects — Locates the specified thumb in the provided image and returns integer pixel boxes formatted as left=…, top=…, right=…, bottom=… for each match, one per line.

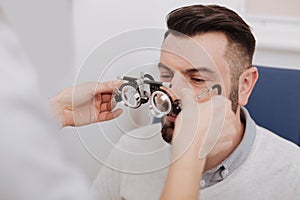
left=198, top=96, right=227, bottom=159
left=180, top=88, right=197, bottom=113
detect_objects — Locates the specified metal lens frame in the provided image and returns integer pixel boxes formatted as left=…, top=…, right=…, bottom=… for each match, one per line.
left=196, top=84, right=222, bottom=99
left=149, top=90, right=172, bottom=118
left=115, top=74, right=223, bottom=118
left=120, top=84, right=141, bottom=108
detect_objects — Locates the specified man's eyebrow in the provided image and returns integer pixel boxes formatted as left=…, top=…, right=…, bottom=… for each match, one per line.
left=158, top=63, right=173, bottom=72
left=183, top=67, right=215, bottom=75
left=158, top=63, right=215, bottom=74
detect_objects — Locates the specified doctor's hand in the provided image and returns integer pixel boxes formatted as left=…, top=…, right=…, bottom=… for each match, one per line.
left=49, top=80, right=123, bottom=128
left=171, top=88, right=232, bottom=161
left=161, top=88, right=234, bottom=200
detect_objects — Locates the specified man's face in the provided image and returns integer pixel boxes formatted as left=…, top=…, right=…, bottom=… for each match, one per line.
left=159, top=32, right=233, bottom=143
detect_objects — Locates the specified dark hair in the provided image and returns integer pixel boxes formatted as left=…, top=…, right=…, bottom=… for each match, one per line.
left=165, top=5, right=256, bottom=112
left=166, top=4, right=255, bottom=66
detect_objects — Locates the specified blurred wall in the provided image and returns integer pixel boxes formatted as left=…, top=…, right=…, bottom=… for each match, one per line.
left=0, top=0, right=74, bottom=97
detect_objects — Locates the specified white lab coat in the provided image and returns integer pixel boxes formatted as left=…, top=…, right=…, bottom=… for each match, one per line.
left=0, top=19, right=93, bottom=200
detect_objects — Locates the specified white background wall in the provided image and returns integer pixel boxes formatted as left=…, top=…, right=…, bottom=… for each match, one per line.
left=0, top=0, right=74, bottom=97
left=2, top=0, right=299, bottom=181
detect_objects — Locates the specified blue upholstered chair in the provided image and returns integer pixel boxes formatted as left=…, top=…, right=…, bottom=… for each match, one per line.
left=246, top=66, right=300, bottom=146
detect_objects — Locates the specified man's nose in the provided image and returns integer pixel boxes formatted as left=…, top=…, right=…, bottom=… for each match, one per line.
left=169, top=72, right=189, bottom=100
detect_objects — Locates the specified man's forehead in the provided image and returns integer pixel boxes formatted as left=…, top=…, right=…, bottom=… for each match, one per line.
left=162, top=34, right=201, bottom=52
left=160, top=33, right=228, bottom=74
left=162, top=33, right=227, bottom=56
left=160, top=43, right=217, bottom=73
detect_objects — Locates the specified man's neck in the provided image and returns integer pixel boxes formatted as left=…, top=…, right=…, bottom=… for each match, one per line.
left=203, top=108, right=245, bottom=172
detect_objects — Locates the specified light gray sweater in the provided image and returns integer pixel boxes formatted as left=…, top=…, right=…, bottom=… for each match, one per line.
left=92, top=123, right=300, bottom=200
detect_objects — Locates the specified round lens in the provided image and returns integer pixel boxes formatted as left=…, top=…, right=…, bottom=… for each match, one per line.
left=121, top=85, right=141, bottom=108
left=150, top=91, right=172, bottom=117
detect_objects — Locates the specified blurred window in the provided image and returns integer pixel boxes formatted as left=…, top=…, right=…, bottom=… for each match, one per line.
left=246, top=0, right=300, bottom=19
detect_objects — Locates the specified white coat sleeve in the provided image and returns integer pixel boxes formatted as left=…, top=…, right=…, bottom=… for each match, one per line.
left=0, top=20, right=93, bottom=200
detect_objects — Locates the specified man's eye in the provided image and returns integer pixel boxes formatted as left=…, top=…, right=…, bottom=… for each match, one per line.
left=190, top=77, right=205, bottom=83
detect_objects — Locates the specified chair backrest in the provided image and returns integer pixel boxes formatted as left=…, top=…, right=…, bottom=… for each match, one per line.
left=246, top=66, right=300, bottom=146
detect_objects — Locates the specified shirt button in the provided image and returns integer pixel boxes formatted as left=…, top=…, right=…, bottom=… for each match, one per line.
left=221, top=169, right=229, bottom=177
left=200, top=180, right=206, bottom=187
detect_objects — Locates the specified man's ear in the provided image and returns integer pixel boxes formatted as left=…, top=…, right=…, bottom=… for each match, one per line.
left=238, top=66, right=259, bottom=106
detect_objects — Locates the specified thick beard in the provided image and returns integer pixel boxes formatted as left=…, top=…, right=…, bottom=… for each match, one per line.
left=161, top=117, right=174, bottom=144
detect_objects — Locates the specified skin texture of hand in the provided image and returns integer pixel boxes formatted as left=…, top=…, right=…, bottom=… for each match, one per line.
left=49, top=80, right=123, bottom=127
left=160, top=88, right=235, bottom=200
